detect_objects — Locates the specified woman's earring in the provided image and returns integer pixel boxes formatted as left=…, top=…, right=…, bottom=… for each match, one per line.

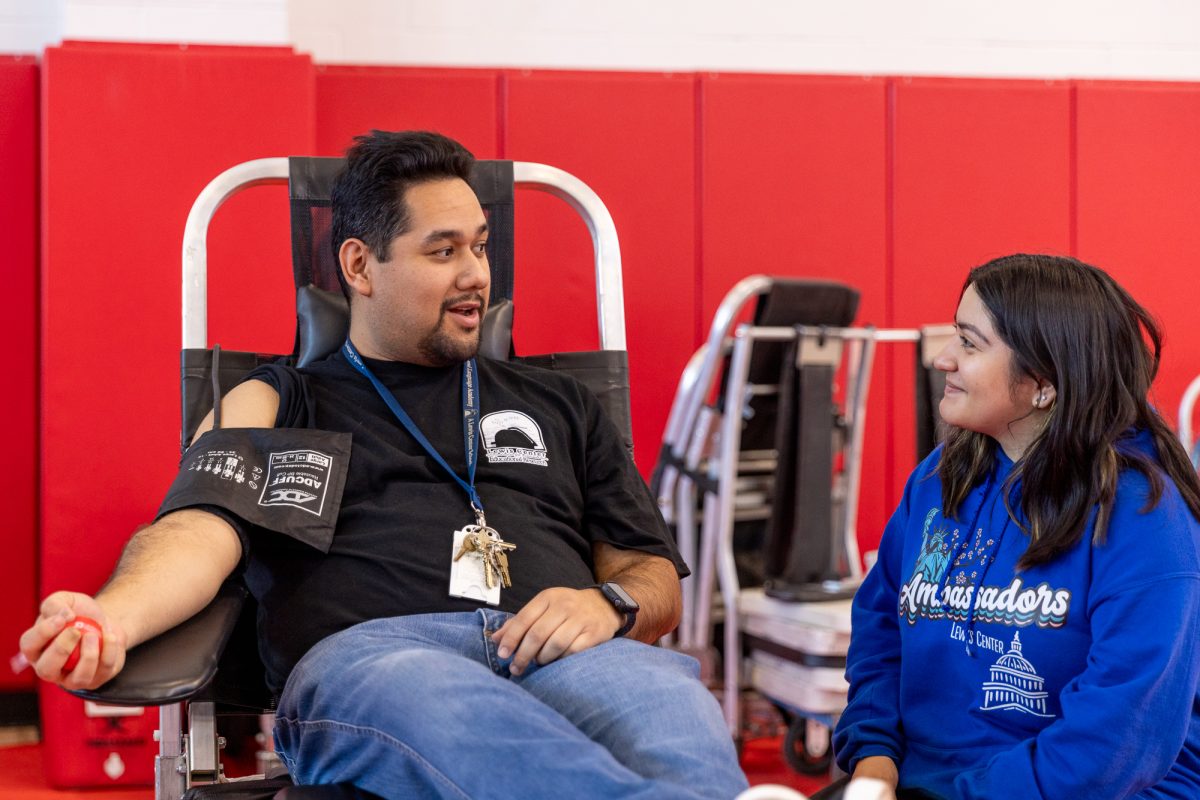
left=1035, top=390, right=1045, bottom=408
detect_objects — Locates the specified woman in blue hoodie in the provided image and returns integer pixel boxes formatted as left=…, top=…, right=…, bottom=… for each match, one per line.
left=833, top=254, right=1200, bottom=799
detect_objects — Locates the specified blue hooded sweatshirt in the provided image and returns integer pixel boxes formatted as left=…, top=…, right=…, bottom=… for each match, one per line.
left=834, top=431, right=1200, bottom=798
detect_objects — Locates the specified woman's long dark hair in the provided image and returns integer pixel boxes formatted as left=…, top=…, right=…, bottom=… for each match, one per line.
left=938, top=254, right=1200, bottom=567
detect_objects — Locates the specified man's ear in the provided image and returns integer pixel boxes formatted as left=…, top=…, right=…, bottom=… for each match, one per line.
left=339, top=238, right=373, bottom=298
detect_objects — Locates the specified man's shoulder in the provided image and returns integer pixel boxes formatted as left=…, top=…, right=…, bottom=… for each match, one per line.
left=246, top=354, right=350, bottom=389
left=242, top=357, right=345, bottom=429
left=477, top=356, right=586, bottom=396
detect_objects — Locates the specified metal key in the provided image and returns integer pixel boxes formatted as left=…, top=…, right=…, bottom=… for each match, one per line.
left=481, top=545, right=498, bottom=589
left=492, top=547, right=512, bottom=588
left=453, top=528, right=483, bottom=562
left=479, top=529, right=515, bottom=589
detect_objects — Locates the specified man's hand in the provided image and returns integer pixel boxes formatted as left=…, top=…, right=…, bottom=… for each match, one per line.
left=490, top=587, right=622, bottom=675
left=19, top=591, right=128, bottom=691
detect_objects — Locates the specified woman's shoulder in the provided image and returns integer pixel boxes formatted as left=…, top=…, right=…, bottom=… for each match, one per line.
left=1096, top=442, right=1200, bottom=592
left=1110, top=429, right=1191, bottom=516
left=893, top=445, right=946, bottom=517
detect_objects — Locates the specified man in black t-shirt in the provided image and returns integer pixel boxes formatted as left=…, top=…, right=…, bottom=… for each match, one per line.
left=22, top=130, right=748, bottom=799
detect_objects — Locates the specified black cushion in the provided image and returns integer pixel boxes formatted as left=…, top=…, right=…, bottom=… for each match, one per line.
left=70, top=581, right=248, bottom=706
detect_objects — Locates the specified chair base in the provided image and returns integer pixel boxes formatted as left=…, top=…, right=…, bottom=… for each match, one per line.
left=183, top=776, right=291, bottom=800
left=181, top=776, right=383, bottom=800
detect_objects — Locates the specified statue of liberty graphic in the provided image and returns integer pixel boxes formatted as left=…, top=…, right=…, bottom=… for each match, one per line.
left=913, top=507, right=950, bottom=582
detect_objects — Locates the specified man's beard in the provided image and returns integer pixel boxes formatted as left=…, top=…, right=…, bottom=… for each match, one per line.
left=416, top=295, right=485, bottom=366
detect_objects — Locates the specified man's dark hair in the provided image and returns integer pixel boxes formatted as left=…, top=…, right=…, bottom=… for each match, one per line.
left=330, top=130, right=475, bottom=299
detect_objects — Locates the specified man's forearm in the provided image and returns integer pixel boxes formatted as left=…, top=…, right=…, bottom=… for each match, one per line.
left=97, top=508, right=242, bottom=648
left=593, top=545, right=682, bottom=643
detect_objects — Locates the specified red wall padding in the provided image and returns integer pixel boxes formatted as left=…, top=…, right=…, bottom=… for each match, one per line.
left=891, top=78, right=1074, bottom=516
left=0, top=57, right=39, bottom=693
left=504, top=70, right=697, bottom=476
left=41, top=39, right=313, bottom=590
left=40, top=41, right=314, bottom=787
left=1076, top=81, right=1200, bottom=428
left=700, top=74, right=893, bottom=553
left=315, top=65, right=500, bottom=158
left=892, top=79, right=1073, bottom=326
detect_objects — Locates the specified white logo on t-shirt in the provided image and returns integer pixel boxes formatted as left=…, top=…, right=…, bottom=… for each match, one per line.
left=480, top=411, right=549, bottom=467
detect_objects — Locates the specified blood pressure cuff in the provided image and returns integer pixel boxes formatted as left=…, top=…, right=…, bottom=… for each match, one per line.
left=157, top=428, right=352, bottom=554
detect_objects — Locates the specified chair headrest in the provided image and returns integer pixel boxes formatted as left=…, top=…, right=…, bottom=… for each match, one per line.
left=746, top=278, right=860, bottom=383
left=754, top=278, right=860, bottom=328
left=296, top=284, right=350, bottom=368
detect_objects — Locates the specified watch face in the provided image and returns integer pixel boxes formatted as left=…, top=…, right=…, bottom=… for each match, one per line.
left=603, top=582, right=638, bottom=612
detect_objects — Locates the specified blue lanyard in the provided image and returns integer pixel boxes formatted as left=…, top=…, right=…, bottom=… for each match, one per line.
left=342, top=339, right=483, bottom=516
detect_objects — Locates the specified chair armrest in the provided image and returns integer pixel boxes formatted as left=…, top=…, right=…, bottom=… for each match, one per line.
left=70, top=580, right=248, bottom=706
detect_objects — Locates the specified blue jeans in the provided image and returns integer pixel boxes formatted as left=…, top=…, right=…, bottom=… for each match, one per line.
left=274, top=610, right=748, bottom=799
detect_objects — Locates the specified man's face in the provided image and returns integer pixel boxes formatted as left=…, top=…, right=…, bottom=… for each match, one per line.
left=367, top=178, right=491, bottom=366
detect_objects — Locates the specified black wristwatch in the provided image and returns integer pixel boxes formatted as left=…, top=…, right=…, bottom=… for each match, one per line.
left=595, top=582, right=639, bottom=637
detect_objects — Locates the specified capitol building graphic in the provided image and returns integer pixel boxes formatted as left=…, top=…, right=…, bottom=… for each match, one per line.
left=980, top=632, right=1054, bottom=718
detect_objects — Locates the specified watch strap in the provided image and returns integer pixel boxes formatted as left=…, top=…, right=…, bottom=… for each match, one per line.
left=592, top=582, right=638, bottom=638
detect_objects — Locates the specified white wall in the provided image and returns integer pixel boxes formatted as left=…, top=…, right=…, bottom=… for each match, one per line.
left=0, top=0, right=287, bottom=54
left=0, top=0, right=62, bottom=54
left=62, top=0, right=287, bottom=46
left=288, top=0, right=1200, bottom=80
left=3, top=0, right=1200, bottom=81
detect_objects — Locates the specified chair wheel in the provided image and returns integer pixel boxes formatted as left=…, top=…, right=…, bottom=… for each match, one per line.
left=783, top=716, right=833, bottom=775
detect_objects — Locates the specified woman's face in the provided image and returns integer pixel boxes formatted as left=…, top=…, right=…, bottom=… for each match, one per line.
left=934, top=284, right=1051, bottom=459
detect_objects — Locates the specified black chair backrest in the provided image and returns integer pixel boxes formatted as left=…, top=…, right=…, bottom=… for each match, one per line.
left=740, top=279, right=860, bottom=451
left=758, top=280, right=860, bottom=588
left=916, top=325, right=953, bottom=460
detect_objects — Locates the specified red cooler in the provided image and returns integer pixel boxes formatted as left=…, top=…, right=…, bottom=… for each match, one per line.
left=40, top=685, right=158, bottom=787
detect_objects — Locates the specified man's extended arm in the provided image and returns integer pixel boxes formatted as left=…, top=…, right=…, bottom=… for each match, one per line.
left=19, top=379, right=279, bottom=692
left=19, top=509, right=244, bottom=691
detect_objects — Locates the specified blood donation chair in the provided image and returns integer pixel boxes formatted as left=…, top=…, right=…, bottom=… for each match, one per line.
left=653, top=275, right=952, bottom=776
left=67, top=154, right=632, bottom=800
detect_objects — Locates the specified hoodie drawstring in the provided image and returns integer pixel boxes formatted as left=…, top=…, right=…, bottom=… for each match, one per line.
left=941, top=468, right=1008, bottom=657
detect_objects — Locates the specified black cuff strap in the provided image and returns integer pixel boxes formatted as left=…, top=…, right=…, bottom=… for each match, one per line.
left=157, top=427, right=351, bottom=553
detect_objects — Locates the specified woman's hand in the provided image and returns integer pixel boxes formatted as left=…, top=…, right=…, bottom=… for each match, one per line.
left=851, top=756, right=899, bottom=791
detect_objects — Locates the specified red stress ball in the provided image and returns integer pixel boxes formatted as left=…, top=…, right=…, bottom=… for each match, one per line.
left=62, top=616, right=103, bottom=674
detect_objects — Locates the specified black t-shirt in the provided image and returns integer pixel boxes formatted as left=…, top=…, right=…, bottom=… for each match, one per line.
left=239, top=351, right=685, bottom=694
